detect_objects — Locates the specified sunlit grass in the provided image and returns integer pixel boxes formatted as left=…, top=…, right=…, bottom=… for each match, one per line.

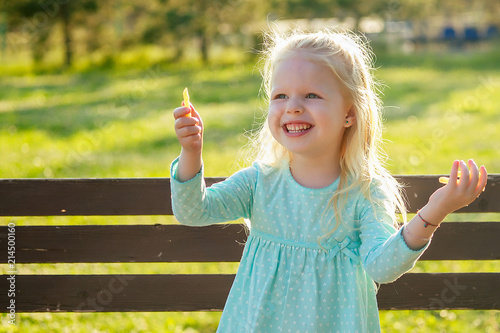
left=1, top=312, right=222, bottom=333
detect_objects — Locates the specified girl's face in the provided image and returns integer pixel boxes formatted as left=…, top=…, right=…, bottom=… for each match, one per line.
left=268, top=54, right=354, bottom=163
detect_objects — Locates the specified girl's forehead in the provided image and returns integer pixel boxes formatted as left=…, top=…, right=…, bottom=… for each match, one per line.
left=271, top=50, right=348, bottom=80
left=271, top=52, right=340, bottom=84
left=273, top=49, right=324, bottom=67
left=270, top=51, right=352, bottom=100
left=272, top=52, right=330, bottom=76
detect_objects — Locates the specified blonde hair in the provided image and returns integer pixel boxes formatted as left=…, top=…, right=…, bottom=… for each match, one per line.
left=251, top=28, right=407, bottom=236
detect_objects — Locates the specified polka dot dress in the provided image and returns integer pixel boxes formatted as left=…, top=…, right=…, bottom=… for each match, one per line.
left=171, top=158, right=429, bottom=332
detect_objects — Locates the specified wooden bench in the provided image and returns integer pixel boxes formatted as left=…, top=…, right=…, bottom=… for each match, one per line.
left=1, top=175, right=499, bottom=314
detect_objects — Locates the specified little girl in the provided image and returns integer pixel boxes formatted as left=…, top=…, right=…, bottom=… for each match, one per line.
left=171, top=29, right=487, bottom=332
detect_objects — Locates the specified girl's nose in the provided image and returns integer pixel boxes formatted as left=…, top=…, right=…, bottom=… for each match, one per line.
left=285, top=98, right=304, bottom=114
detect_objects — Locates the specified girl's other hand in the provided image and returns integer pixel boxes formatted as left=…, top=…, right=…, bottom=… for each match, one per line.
left=429, top=159, right=487, bottom=215
left=173, top=104, right=203, bottom=154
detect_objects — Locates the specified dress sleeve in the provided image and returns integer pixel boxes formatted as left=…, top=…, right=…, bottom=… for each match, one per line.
left=170, top=157, right=256, bottom=226
left=358, top=185, right=430, bottom=284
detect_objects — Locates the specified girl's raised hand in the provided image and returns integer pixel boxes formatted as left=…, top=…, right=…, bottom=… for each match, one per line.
left=173, top=99, right=204, bottom=182
left=173, top=103, right=203, bottom=154
left=428, top=159, right=487, bottom=215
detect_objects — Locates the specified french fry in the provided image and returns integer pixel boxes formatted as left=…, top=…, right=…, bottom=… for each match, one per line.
left=182, top=87, right=191, bottom=117
left=438, top=177, right=450, bottom=184
left=439, top=171, right=462, bottom=184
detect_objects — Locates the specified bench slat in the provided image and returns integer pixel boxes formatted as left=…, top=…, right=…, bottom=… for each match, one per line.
left=1, top=222, right=498, bottom=263
left=0, top=273, right=498, bottom=312
left=377, top=272, right=500, bottom=310
left=0, top=224, right=248, bottom=263
left=0, top=178, right=175, bottom=216
left=0, top=274, right=234, bottom=312
left=0, top=175, right=498, bottom=216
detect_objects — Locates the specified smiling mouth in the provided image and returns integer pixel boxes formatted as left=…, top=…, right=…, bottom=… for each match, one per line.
left=285, top=123, right=312, bottom=134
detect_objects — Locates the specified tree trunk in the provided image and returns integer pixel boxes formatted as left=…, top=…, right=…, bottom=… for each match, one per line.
left=60, top=3, right=72, bottom=68
left=32, top=26, right=50, bottom=66
left=199, top=30, right=209, bottom=64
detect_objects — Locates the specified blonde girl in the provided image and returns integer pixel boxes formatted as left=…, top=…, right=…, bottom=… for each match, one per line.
left=171, top=29, right=487, bottom=332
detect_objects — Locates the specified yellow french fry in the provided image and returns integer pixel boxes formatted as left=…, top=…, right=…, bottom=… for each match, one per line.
left=182, top=87, right=191, bottom=117
left=439, top=171, right=462, bottom=184
left=439, top=177, right=450, bottom=184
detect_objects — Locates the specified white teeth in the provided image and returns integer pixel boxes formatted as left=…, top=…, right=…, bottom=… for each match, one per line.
left=286, top=124, right=311, bottom=133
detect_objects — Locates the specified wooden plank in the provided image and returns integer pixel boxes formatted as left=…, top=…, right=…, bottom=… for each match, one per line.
left=0, top=274, right=234, bottom=312
left=377, top=273, right=500, bottom=310
left=0, top=175, right=498, bottom=216
left=0, top=178, right=176, bottom=216
left=0, top=273, right=498, bottom=312
left=0, top=224, right=248, bottom=263
left=420, top=222, right=500, bottom=260
left=0, top=222, right=498, bottom=263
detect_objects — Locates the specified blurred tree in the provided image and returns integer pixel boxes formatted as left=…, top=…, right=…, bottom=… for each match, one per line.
left=267, top=0, right=338, bottom=20
left=6, top=0, right=494, bottom=68
left=265, top=0, right=392, bottom=31
left=334, top=0, right=375, bottom=29
left=139, top=0, right=264, bottom=63
left=1, top=1, right=54, bottom=65
left=1, top=0, right=98, bottom=67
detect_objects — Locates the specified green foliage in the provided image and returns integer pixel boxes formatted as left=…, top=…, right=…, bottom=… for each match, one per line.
left=2, top=0, right=500, bottom=68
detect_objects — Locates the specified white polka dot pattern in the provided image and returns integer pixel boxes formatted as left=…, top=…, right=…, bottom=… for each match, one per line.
left=170, top=158, right=430, bottom=332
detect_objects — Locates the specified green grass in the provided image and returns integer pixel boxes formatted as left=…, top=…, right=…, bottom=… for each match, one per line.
left=1, top=45, right=499, bottom=332
left=0, top=61, right=261, bottom=179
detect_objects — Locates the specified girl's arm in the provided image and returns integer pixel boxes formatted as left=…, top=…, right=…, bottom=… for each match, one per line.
left=171, top=101, right=256, bottom=226
left=173, top=103, right=203, bottom=182
left=402, top=159, right=488, bottom=250
left=170, top=161, right=256, bottom=226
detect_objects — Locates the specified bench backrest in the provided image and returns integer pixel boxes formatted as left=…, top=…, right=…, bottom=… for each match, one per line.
left=1, top=175, right=499, bottom=312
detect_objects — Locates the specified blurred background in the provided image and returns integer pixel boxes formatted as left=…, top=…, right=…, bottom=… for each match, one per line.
left=1, top=0, right=499, bottom=69
left=1, top=0, right=499, bottom=332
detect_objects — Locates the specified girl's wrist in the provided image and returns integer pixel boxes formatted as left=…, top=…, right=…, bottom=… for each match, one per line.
left=417, top=210, right=440, bottom=228
left=177, top=150, right=202, bottom=182
left=417, top=204, right=448, bottom=227
left=402, top=205, right=444, bottom=250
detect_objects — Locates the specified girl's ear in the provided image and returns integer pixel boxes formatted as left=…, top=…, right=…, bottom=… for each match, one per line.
left=344, top=107, right=356, bottom=128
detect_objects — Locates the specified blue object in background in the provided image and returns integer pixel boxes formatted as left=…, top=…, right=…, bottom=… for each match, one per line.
left=464, top=27, right=479, bottom=42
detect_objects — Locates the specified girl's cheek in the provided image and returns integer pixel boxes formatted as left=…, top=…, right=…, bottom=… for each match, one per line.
left=268, top=102, right=282, bottom=117
left=267, top=108, right=280, bottom=125
left=266, top=112, right=281, bottom=136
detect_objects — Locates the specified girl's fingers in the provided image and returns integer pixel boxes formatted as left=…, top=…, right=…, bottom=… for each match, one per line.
left=188, top=106, right=203, bottom=129
left=457, top=160, right=470, bottom=190
left=181, top=100, right=192, bottom=113
left=447, top=160, right=460, bottom=186
left=475, top=165, right=488, bottom=196
left=467, top=159, right=479, bottom=190
left=181, top=123, right=202, bottom=137
left=173, top=106, right=192, bottom=119
left=174, top=105, right=203, bottom=129
left=175, top=112, right=199, bottom=129
left=174, top=115, right=200, bottom=143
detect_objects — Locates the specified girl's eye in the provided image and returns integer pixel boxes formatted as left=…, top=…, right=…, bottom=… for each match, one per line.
left=275, top=94, right=287, bottom=99
left=306, top=93, right=320, bottom=99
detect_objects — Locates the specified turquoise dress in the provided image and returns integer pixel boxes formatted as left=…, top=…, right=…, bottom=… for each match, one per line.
left=170, top=158, right=429, bottom=332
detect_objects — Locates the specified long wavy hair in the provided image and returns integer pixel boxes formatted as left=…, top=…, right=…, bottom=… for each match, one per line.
left=251, top=28, right=407, bottom=237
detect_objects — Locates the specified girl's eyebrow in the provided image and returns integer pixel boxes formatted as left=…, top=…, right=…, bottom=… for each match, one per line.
left=270, top=86, right=284, bottom=94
